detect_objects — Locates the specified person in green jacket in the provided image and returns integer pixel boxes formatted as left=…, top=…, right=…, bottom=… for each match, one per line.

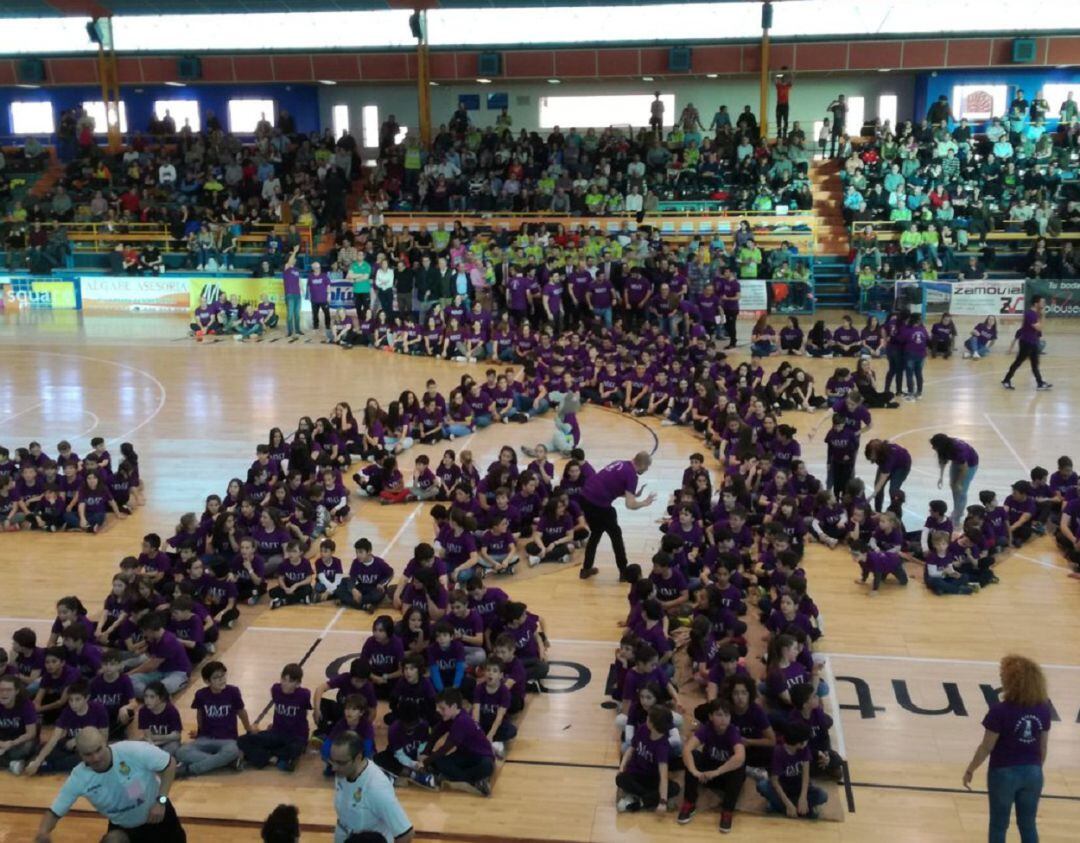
left=737, top=239, right=762, bottom=279
left=347, top=256, right=372, bottom=322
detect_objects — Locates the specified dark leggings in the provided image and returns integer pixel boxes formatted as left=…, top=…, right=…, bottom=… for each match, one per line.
left=1003, top=341, right=1045, bottom=386
left=581, top=500, right=628, bottom=574
left=884, top=347, right=904, bottom=394
left=429, top=749, right=494, bottom=784
left=683, top=753, right=746, bottom=811
left=311, top=302, right=330, bottom=329
left=615, top=770, right=681, bottom=808
left=236, top=729, right=306, bottom=768
left=269, top=584, right=313, bottom=605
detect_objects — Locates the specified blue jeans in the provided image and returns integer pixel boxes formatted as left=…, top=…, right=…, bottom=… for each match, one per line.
left=904, top=355, right=925, bottom=395
left=443, top=423, right=472, bottom=438
left=756, top=778, right=828, bottom=817
left=285, top=294, right=302, bottom=336
left=474, top=413, right=494, bottom=428
left=949, top=462, right=977, bottom=523
left=594, top=306, right=613, bottom=327
left=964, top=337, right=989, bottom=356
left=751, top=341, right=776, bottom=356
left=988, top=765, right=1042, bottom=843
left=515, top=395, right=550, bottom=417
left=874, top=464, right=910, bottom=512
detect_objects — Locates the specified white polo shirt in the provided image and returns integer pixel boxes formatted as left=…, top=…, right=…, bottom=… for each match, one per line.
left=334, top=760, right=413, bottom=843
left=50, top=741, right=170, bottom=829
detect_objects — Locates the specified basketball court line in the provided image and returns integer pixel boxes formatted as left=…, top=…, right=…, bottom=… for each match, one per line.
left=27, top=351, right=168, bottom=445
left=825, top=651, right=1080, bottom=671
left=982, top=411, right=1030, bottom=472
left=0, top=402, right=43, bottom=426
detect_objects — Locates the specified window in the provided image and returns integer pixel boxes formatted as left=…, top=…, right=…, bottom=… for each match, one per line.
left=10, top=101, right=54, bottom=135
left=539, top=94, right=675, bottom=129
left=845, top=96, right=865, bottom=136
left=332, top=104, right=349, bottom=140
left=228, top=98, right=275, bottom=133
left=153, top=99, right=200, bottom=132
left=1041, top=84, right=1077, bottom=118
left=877, top=94, right=898, bottom=131
left=81, top=100, right=128, bottom=134
left=952, top=84, right=1008, bottom=121
left=362, top=105, right=379, bottom=148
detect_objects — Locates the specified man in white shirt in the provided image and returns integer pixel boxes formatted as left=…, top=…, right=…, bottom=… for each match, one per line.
left=35, top=730, right=184, bottom=843
left=158, top=160, right=177, bottom=187
left=625, top=186, right=644, bottom=213
left=330, top=732, right=414, bottom=843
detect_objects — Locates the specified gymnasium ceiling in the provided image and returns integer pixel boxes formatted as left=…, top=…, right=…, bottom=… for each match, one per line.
left=4, top=0, right=744, bottom=13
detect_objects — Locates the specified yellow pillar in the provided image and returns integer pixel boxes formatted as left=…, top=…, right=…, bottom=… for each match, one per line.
left=94, top=18, right=122, bottom=153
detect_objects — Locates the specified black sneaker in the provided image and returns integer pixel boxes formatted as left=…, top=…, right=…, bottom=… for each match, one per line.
left=719, top=811, right=733, bottom=833
left=1001, top=380, right=1015, bottom=390
left=1037, top=382, right=1053, bottom=390
left=677, top=803, right=696, bottom=824
left=579, top=567, right=598, bottom=580
left=474, top=777, right=492, bottom=797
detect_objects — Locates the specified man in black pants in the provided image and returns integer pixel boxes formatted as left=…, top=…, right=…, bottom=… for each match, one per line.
left=1002, top=295, right=1052, bottom=390
left=579, top=451, right=656, bottom=580
left=35, top=729, right=186, bottom=843
left=827, top=93, right=848, bottom=158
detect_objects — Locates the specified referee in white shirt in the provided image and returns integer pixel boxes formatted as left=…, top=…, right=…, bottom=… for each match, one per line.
left=34, top=729, right=184, bottom=843
left=330, top=731, right=414, bottom=843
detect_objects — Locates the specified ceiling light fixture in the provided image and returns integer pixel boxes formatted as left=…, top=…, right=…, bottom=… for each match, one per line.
left=164, top=80, right=186, bottom=87
left=476, top=77, right=492, bottom=84
left=318, top=79, right=337, bottom=85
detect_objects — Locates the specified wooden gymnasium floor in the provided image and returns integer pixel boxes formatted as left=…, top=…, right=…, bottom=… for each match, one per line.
left=0, top=308, right=1078, bottom=843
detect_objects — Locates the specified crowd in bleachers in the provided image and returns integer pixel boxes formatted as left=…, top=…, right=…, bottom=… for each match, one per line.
left=2, top=105, right=358, bottom=274
left=364, top=101, right=817, bottom=215
left=844, top=88, right=1080, bottom=281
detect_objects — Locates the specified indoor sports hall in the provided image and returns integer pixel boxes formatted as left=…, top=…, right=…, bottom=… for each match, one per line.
left=0, top=2, right=1078, bottom=842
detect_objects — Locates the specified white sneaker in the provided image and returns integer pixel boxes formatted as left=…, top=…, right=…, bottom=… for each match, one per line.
left=454, top=355, right=467, bottom=362
left=616, top=796, right=641, bottom=813
left=8, top=760, right=25, bottom=776
left=660, top=419, right=677, bottom=427
left=492, top=740, right=506, bottom=759
left=962, top=351, right=971, bottom=359
left=746, top=766, right=767, bottom=782
left=528, top=555, right=541, bottom=567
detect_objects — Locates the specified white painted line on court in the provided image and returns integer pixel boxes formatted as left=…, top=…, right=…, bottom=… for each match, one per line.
left=29, top=351, right=168, bottom=445
left=823, top=656, right=847, bottom=759
left=0, top=402, right=43, bottom=426
left=823, top=652, right=1080, bottom=671
left=1010, top=550, right=1069, bottom=571
left=982, top=412, right=1029, bottom=472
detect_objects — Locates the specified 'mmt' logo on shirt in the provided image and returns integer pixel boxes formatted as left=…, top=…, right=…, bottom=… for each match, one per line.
left=204, top=704, right=233, bottom=718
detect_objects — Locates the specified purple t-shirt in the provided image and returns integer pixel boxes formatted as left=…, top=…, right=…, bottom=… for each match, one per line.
left=582, top=460, right=639, bottom=508
left=149, top=631, right=192, bottom=675
left=771, top=742, right=811, bottom=790
left=360, top=636, right=405, bottom=677
left=1017, top=309, right=1041, bottom=344
left=56, top=701, right=109, bottom=738
left=472, top=682, right=512, bottom=733
left=626, top=730, right=670, bottom=776
left=694, top=722, right=743, bottom=766
left=982, top=700, right=1052, bottom=768
left=283, top=267, right=302, bottom=296
left=138, top=703, right=182, bottom=737
left=191, top=684, right=246, bottom=740
left=89, top=674, right=135, bottom=717
left=0, top=698, right=38, bottom=740
left=270, top=683, right=312, bottom=741
left=436, top=710, right=494, bottom=758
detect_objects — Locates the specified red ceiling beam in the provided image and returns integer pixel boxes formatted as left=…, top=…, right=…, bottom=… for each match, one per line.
left=5, top=36, right=1080, bottom=87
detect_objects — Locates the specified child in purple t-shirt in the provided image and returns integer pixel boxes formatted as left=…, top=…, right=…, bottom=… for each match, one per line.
left=237, top=663, right=312, bottom=771
left=175, top=661, right=252, bottom=778
left=615, top=704, right=680, bottom=813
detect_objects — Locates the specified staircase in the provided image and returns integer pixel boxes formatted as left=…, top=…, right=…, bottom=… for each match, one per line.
left=28, top=150, right=64, bottom=200
left=810, top=159, right=855, bottom=309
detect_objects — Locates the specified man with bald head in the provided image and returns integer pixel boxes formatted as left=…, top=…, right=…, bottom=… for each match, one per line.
left=34, top=728, right=184, bottom=843
left=578, top=451, right=657, bottom=580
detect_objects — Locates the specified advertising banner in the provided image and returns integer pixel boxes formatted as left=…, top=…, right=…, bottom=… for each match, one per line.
left=1025, top=278, right=1080, bottom=317
left=81, top=276, right=189, bottom=312
left=188, top=277, right=285, bottom=309
left=948, top=280, right=1025, bottom=316
left=0, top=276, right=80, bottom=309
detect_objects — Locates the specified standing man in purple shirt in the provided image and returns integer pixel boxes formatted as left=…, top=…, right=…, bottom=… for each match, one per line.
left=1002, top=295, right=1051, bottom=390
left=579, top=452, right=656, bottom=581
left=308, top=259, right=332, bottom=339
left=282, top=245, right=303, bottom=340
